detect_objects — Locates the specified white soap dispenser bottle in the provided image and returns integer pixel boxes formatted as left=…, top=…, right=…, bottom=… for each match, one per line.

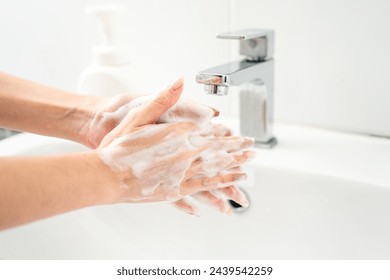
left=77, top=4, right=134, bottom=97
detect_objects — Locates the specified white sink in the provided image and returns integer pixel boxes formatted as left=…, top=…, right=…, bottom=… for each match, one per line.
left=0, top=121, right=389, bottom=259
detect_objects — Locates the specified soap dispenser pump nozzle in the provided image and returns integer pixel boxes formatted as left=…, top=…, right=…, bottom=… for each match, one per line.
left=86, top=4, right=129, bottom=66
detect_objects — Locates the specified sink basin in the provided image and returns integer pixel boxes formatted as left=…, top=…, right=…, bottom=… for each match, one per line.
left=0, top=121, right=389, bottom=259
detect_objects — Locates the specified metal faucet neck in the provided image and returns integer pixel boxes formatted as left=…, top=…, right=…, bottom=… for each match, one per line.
left=196, top=29, right=277, bottom=148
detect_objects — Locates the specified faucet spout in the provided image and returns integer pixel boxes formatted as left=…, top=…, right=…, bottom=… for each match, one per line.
left=196, top=59, right=273, bottom=92
left=196, top=29, right=277, bottom=148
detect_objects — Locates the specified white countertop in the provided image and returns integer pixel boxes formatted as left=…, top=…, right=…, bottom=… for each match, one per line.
left=254, top=123, right=390, bottom=188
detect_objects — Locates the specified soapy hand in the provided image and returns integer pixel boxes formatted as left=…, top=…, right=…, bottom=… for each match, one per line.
left=171, top=125, right=255, bottom=216
left=97, top=78, right=254, bottom=204
left=86, top=77, right=255, bottom=214
left=82, top=88, right=219, bottom=149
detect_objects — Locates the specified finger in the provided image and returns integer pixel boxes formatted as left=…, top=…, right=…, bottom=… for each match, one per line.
left=159, top=100, right=217, bottom=124
left=183, top=157, right=203, bottom=180
left=171, top=198, right=200, bottom=217
left=208, top=107, right=220, bottom=117
left=185, top=150, right=256, bottom=179
left=211, top=136, right=255, bottom=153
left=192, top=191, right=233, bottom=215
left=182, top=172, right=247, bottom=195
left=132, top=76, right=185, bottom=127
left=225, top=166, right=242, bottom=173
left=211, top=123, right=232, bottom=137
left=184, top=164, right=243, bottom=181
left=195, top=123, right=229, bottom=138
left=216, top=185, right=249, bottom=208
left=108, top=121, right=201, bottom=150
left=188, top=133, right=254, bottom=152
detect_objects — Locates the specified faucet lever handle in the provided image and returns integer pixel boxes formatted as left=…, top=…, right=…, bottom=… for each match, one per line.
left=217, top=29, right=274, bottom=61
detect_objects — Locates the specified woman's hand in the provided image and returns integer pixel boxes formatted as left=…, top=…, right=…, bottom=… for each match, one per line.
left=171, top=123, right=255, bottom=216
left=96, top=78, right=253, bottom=204
left=84, top=77, right=255, bottom=215
left=81, top=86, right=219, bottom=149
left=0, top=74, right=254, bottom=229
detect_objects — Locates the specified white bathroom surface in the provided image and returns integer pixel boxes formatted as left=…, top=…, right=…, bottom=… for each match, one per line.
left=0, top=122, right=389, bottom=259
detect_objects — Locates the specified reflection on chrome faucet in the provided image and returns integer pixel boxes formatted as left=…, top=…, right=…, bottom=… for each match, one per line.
left=196, top=29, right=277, bottom=148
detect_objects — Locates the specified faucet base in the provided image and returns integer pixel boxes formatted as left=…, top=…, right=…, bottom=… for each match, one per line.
left=255, top=137, right=277, bottom=149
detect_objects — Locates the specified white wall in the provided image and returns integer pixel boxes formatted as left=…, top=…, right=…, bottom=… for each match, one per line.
left=0, top=0, right=233, bottom=115
left=232, top=0, right=390, bottom=137
left=1, top=0, right=389, bottom=137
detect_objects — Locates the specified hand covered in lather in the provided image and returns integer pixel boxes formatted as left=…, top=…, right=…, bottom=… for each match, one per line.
left=94, top=77, right=255, bottom=215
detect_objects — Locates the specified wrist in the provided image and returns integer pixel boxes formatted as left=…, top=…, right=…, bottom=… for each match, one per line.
left=83, top=150, right=122, bottom=205
left=72, top=94, right=104, bottom=148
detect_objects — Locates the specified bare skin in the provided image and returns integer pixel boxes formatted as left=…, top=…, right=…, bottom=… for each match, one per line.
left=0, top=73, right=254, bottom=230
left=0, top=72, right=98, bottom=146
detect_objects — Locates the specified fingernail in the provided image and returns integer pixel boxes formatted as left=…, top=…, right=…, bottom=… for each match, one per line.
left=244, top=137, right=255, bottom=146
left=234, top=150, right=257, bottom=163
left=183, top=204, right=200, bottom=217
left=245, top=150, right=257, bottom=161
left=207, top=106, right=220, bottom=117
left=169, top=76, right=184, bottom=92
left=189, top=208, right=201, bottom=217
left=225, top=206, right=233, bottom=216
left=232, top=187, right=250, bottom=208
left=239, top=137, right=255, bottom=150
left=241, top=200, right=250, bottom=208
left=218, top=200, right=233, bottom=216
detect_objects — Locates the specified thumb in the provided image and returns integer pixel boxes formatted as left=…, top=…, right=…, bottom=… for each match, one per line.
left=133, top=76, right=184, bottom=126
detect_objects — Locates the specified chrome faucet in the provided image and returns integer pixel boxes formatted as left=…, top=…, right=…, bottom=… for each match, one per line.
left=196, top=29, right=277, bottom=148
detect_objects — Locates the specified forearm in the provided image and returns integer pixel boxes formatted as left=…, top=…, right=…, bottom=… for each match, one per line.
left=0, top=152, right=117, bottom=230
left=0, top=72, right=100, bottom=145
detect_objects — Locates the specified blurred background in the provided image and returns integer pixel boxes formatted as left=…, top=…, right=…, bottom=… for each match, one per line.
left=0, top=0, right=389, bottom=137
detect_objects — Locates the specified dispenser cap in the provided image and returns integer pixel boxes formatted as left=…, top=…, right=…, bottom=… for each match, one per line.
left=86, top=4, right=129, bottom=66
